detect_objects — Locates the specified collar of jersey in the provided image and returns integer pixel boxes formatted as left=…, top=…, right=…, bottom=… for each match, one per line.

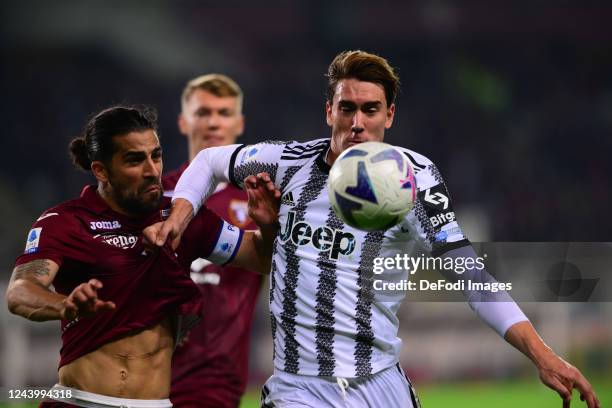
left=80, top=185, right=110, bottom=214
left=315, top=146, right=331, bottom=175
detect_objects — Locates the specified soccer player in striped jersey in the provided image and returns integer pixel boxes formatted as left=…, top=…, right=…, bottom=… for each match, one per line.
left=146, top=51, right=600, bottom=408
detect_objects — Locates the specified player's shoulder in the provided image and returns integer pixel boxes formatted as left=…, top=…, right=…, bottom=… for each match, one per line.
left=235, top=138, right=329, bottom=169
left=392, top=145, right=444, bottom=190
left=392, top=145, right=434, bottom=170
left=279, top=138, right=329, bottom=161
left=28, top=197, right=87, bottom=235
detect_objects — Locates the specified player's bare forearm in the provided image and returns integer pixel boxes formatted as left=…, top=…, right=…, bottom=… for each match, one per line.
left=170, top=198, right=195, bottom=232
left=144, top=198, right=195, bottom=249
left=231, top=227, right=277, bottom=274
left=505, top=321, right=600, bottom=408
left=6, top=278, right=66, bottom=321
left=6, top=260, right=65, bottom=321
left=505, top=320, right=554, bottom=364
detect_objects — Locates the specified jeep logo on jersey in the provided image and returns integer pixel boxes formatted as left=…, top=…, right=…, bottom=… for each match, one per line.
left=94, top=233, right=138, bottom=249
left=430, top=211, right=456, bottom=228
left=280, top=211, right=356, bottom=260
left=90, top=220, right=122, bottom=230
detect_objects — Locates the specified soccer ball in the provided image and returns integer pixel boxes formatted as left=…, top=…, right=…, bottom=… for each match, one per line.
left=328, top=141, right=416, bottom=231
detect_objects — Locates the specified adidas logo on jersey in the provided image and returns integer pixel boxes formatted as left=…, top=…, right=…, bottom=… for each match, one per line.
left=280, top=211, right=356, bottom=260
left=281, top=192, right=295, bottom=207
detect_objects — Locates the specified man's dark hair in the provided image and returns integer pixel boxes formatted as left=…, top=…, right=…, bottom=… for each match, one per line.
left=69, top=105, right=158, bottom=171
left=326, top=50, right=400, bottom=107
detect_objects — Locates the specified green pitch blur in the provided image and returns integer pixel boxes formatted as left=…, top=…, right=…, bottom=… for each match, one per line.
left=2, top=378, right=610, bottom=408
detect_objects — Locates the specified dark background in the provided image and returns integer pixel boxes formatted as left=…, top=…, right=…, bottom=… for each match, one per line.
left=1, top=0, right=611, bottom=397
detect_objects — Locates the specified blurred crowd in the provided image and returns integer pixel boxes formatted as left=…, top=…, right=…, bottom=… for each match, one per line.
left=1, top=0, right=611, bottom=389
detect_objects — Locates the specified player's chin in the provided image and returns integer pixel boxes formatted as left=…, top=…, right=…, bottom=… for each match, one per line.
left=140, top=190, right=162, bottom=208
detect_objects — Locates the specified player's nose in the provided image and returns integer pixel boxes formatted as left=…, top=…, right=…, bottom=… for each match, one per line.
left=208, top=112, right=220, bottom=128
left=351, top=111, right=365, bottom=131
left=143, top=157, right=161, bottom=177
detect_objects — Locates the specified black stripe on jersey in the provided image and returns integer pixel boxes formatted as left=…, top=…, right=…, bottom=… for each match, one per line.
left=401, top=151, right=426, bottom=171
left=269, top=165, right=301, bottom=361
left=269, top=260, right=278, bottom=361
left=396, top=363, right=422, bottom=408
left=280, top=148, right=328, bottom=160
left=280, top=165, right=328, bottom=374
left=233, top=161, right=279, bottom=189
left=314, top=207, right=344, bottom=376
left=431, top=238, right=470, bottom=258
left=282, top=140, right=329, bottom=155
left=354, top=230, right=384, bottom=377
left=228, top=144, right=247, bottom=188
left=260, top=385, right=274, bottom=408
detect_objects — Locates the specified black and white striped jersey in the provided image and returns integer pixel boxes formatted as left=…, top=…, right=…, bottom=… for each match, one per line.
left=174, top=138, right=472, bottom=378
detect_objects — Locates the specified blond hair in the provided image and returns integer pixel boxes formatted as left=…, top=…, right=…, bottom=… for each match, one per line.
left=181, top=73, right=243, bottom=113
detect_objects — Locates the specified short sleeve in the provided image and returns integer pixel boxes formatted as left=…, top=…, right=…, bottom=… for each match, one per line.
left=179, top=206, right=244, bottom=266
left=15, top=210, right=70, bottom=267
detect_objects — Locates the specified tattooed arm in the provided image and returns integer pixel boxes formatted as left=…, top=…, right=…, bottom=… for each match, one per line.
left=6, top=260, right=115, bottom=322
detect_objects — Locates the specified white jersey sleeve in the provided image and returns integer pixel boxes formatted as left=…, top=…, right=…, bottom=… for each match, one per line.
left=397, top=148, right=470, bottom=256
left=397, top=147, right=528, bottom=336
left=173, top=139, right=330, bottom=213
left=173, top=144, right=240, bottom=213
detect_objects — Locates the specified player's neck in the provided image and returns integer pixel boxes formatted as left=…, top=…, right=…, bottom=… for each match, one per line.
left=326, top=148, right=338, bottom=167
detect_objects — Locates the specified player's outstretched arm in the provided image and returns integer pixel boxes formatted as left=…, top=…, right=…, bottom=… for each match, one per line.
left=505, top=321, right=600, bottom=408
left=6, top=260, right=115, bottom=322
left=229, top=172, right=280, bottom=274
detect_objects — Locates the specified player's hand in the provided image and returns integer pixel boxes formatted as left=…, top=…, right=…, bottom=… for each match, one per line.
left=244, top=172, right=281, bottom=227
left=143, top=198, right=194, bottom=251
left=537, top=352, right=600, bottom=408
left=61, top=279, right=115, bottom=321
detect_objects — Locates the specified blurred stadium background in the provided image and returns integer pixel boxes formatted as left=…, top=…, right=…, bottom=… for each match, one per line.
left=1, top=1, right=610, bottom=406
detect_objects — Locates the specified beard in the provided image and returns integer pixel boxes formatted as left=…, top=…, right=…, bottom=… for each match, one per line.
left=109, top=176, right=163, bottom=216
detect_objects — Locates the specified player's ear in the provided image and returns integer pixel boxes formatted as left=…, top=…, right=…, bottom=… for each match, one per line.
left=325, top=101, right=333, bottom=127
left=91, top=161, right=109, bottom=183
left=178, top=113, right=188, bottom=137
left=385, top=103, right=395, bottom=129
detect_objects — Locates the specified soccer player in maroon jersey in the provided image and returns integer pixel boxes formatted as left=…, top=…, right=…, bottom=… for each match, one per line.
left=6, top=105, right=278, bottom=408
left=165, top=74, right=261, bottom=408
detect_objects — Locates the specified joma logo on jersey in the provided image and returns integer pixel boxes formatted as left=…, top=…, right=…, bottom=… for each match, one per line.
left=430, top=211, right=455, bottom=228
left=280, top=211, right=356, bottom=260
left=90, top=220, right=121, bottom=230
left=94, top=234, right=138, bottom=249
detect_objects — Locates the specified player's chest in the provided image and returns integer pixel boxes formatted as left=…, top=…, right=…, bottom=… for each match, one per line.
left=85, top=219, right=150, bottom=272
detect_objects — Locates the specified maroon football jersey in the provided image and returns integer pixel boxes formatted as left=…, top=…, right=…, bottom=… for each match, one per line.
left=15, top=186, right=243, bottom=369
left=164, top=163, right=262, bottom=408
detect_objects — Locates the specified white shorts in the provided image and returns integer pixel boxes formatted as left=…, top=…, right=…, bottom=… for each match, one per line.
left=47, top=384, right=173, bottom=408
left=260, top=364, right=420, bottom=408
